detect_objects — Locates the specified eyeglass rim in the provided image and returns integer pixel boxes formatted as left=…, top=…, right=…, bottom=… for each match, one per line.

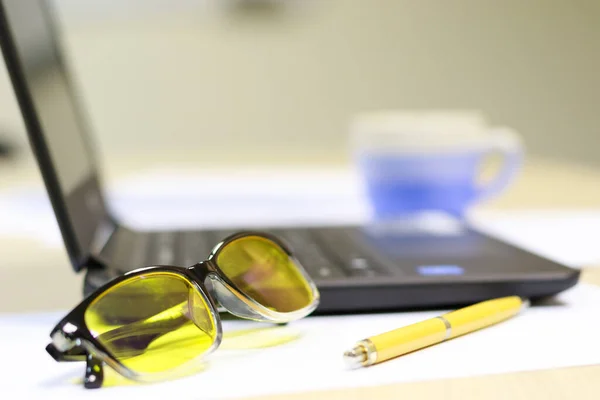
left=47, top=267, right=223, bottom=384
left=205, top=231, right=320, bottom=323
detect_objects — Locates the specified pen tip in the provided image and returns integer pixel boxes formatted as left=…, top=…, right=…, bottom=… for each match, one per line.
left=343, top=348, right=367, bottom=369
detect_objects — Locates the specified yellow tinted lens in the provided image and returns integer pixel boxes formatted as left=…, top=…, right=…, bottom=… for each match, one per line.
left=84, top=271, right=217, bottom=375
left=216, top=236, right=314, bottom=313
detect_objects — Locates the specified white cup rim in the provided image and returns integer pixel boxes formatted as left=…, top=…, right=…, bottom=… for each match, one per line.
left=349, top=110, right=503, bottom=153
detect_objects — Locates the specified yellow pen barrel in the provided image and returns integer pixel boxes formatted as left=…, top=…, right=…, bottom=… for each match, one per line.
left=444, top=296, right=524, bottom=338
left=368, top=318, right=448, bottom=363
left=358, top=296, right=525, bottom=366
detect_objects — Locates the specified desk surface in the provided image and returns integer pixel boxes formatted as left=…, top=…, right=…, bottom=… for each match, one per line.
left=256, top=268, right=600, bottom=400
left=1, top=155, right=600, bottom=399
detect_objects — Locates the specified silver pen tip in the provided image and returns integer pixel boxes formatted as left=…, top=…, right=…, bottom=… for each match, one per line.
left=343, top=347, right=367, bottom=369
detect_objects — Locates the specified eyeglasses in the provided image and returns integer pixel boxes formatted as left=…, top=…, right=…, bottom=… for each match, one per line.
left=46, top=232, right=319, bottom=389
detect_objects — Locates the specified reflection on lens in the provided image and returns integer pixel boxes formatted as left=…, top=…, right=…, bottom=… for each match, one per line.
left=85, top=272, right=217, bottom=374
left=216, top=236, right=315, bottom=313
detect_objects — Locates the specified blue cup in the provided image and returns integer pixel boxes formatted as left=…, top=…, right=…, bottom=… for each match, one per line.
left=351, top=112, right=523, bottom=219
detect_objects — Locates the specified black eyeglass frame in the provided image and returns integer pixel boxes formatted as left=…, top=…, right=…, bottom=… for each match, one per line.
left=45, top=231, right=320, bottom=389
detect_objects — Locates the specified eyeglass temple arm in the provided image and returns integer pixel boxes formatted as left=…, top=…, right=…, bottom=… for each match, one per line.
left=84, top=353, right=104, bottom=389
left=94, top=301, right=191, bottom=354
left=46, top=343, right=104, bottom=389
left=46, top=342, right=87, bottom=362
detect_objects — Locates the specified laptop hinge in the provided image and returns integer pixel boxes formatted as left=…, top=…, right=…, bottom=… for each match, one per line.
left=89, top=219, right=118, bottom=259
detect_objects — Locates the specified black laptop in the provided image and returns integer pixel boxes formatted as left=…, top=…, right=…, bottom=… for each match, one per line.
left=0, top=0, right=579, bottom=314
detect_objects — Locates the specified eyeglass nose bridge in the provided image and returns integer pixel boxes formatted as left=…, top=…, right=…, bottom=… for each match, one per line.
left=188, top=260, right=251, bottom=317
left=188, top=259, right=263, bottom=319
left=188, top=260, right=217, bottom=282
left=208, top=274, right=271, bottom=321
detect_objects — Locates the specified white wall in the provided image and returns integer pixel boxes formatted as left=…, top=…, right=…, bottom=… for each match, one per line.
left=1, top=0, right=599, bottom=165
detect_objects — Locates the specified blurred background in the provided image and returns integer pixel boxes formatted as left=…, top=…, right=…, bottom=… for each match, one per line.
left=1, top=0, right=600, bottom=312
left=1, top=0, right=599, bottom=170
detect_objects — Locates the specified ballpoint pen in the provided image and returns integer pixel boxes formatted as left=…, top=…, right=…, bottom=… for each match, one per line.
left=343, top=296, right=529, bottom=368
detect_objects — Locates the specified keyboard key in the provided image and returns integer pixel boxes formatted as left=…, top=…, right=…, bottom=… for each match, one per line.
left=180, top=231, right=213, bottom=266
left=316, top=267, right=333, bottom=278
left=277, top=229, right=345, bottom=279
left=347, top=257, right=378, bottom=277
left=350, top=257, right=369, bottom=270
left=131, top=233, right=149, bottom=268
left=311, top=228, right=390, bottom=277
left=348, top=260, right=378, bottom=277
left=152, top=231, right=177, bottom=265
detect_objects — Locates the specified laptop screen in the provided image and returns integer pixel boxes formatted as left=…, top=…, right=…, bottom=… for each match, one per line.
left=0, top=0, right=109, bottom=269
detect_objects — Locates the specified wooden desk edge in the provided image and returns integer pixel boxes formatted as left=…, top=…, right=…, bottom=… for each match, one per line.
left=249, top=268, right=600, bottom=400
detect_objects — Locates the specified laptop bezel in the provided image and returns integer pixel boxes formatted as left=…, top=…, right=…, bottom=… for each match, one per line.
left=0, top=1, right=110, bottom=270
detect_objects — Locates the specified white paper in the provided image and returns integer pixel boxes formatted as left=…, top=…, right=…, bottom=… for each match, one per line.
left=3, top=283, right=600, bottom=399
left=107, top=167, right=368, bottom=229
left=0, top=168, right=368, bottom=243
left=0, top=186, right=64, bottom=247
left=470, top=209, right=600, bottom=268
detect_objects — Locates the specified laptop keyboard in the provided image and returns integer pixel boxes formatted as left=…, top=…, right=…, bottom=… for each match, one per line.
left=165, top=229, right=386, bottom=280
left=104, top=226, right=392, bottom=280
left=179, top=231, right=213, bottom=267
left=153, top=232, right=178, bottom=265
left=90, top=225, right=579, bottom=314
left=206, top=229, right=351, bottom=279
left=310, top=228, right=390, bottom=278
left=272, top=229, right=347, bottom=279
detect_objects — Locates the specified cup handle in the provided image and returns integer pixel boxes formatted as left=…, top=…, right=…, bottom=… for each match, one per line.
left=477, top=127, right=524, bottom=201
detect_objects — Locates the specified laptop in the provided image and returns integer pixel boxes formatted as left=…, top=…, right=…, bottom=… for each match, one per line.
left=0, top=0, right=580, bottom=314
